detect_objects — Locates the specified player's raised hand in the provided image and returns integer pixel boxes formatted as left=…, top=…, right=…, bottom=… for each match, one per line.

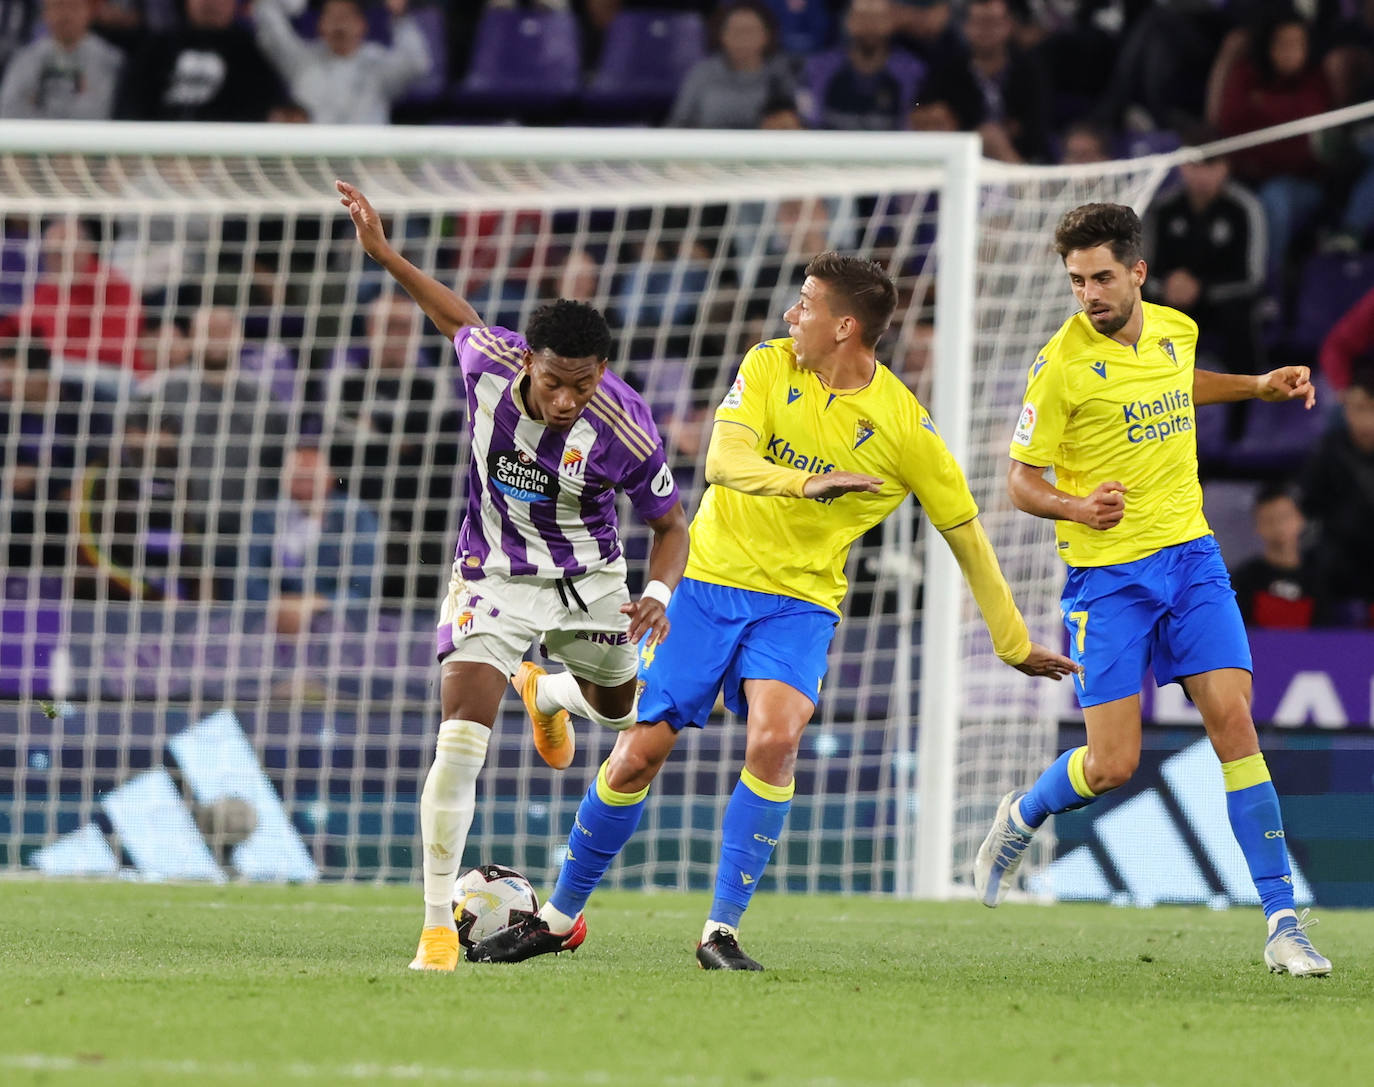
left=335, top=179, right=392, bottom=263
left=1013, top=642, right=1081, bottom=681
left=802, top=471, right=884, bottom=501
left=1257, top=365, right=1317, bottom=410
left=1075, top=480, right=1126, bottom=530
left=621, top=598, right=669, bottom=647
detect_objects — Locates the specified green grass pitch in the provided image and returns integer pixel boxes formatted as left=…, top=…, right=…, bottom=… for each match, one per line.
left=0, top=881, right=1366, bottom=1087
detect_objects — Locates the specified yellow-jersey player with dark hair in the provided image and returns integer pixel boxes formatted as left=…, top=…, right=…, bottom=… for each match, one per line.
left=974, top=202, right=1332, bottom=977
left=470, top=252, right=1077, bottom=971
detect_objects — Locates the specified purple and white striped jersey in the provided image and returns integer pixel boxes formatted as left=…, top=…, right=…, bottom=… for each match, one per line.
left=452, top=325, right=680, bottom=580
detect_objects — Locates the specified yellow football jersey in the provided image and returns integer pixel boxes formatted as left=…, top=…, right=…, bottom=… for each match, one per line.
left=687, top=338, right=979, bottom=614
left=1009, top=301, right=1211, bottom=567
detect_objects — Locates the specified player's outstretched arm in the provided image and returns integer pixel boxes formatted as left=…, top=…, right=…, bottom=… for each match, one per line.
left=619, top=501, right=689, bottom=645
left=1007, top=461, right=1125, bottom=531
left=1193, top=365, right=1316, bottom=409
left=939, top=518, right=1078, bottom=680
left=704, top=421, right=883, bottom=498
left=334, top=179, right=482, bottom=341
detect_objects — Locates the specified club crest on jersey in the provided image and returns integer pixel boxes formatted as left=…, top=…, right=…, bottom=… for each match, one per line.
left=854, top=418, right=877, bottom=449
left=561, top=446, right=585, bottom=475
left=1158, top=337, right=1179, bottom=366
left=456, top=610, right=475, bottom=634
left=1091, top=360, right=1108, bottom=379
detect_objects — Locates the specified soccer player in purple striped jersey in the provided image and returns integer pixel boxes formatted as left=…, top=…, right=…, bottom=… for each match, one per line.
left=335, top=180, right=689, bottom=973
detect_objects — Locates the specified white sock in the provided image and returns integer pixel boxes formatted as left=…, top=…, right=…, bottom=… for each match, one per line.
left=537, top=669, right=637, bottom=731
left=1267, top=908, right=1297, bottom=936
left=536, top=669, right=594, bottom=717
left=702, top=920, right=739, bottom=943
left=538, top=902, right=578, bottom=934
left=421, top=719, right=490, bottom=931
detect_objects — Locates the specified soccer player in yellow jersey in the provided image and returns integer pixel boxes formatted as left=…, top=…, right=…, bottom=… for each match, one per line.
left=973, top=203, right=1332, bottom=976
left=471, top=252, right=1077, bottom=970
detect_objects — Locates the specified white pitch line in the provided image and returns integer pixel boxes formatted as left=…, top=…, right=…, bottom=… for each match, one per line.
left=0, top=1054, right=1152, bottom=1087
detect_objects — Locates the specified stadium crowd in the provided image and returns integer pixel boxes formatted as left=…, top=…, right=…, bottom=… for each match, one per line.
left=1, top=0, right=1373, bottom=650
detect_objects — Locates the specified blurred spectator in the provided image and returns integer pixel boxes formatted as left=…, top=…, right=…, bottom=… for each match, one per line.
left=961, top=0, right=1052, bottom=162
left=324, top=292, right=460, bottom=603
left=136, top=304, right=289, bottom=557
left=802, top=0, right=925, bottom=131
left=0, top=0, right=125, bottom=120
left=1298, top=361, right=1374, bottom=620
left=1319, top=282, right=1374, bottom=393
left=116, top=0, right=286, bottom=121
left=760, top=90, right=805, bottom=128
left=760, top=0, right=833, bottom=54
left=898, top=0, right=984, bottom=132
left=1, top=341, right=116, bottom=571
left=1059, top=119, right=1115, bottom=164
left=1209, top=8, right=1333, bottom=290
left=0, top=217, right=145, bottom=382
left=1143, top=138, right=1267, bottom=374
left=1229, top=484, right=1333, bottom=628
left=254, top=0, right=432, bottom=126
left=245, top=443, right=380, bottom=636
left=0, top=1, right=37, bottom=74
left=1096, top=0, right=1227, bottom=133
left=667, top=1, right=795, bottom=129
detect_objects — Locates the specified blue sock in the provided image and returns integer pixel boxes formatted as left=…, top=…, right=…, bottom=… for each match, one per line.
left=1222, top=753, right=1295, bottom=919
left=547, top=761, right=648, bottom=919
left=708, top=768, right=794, bottom=929
left=1018, top=745, right=1099, bottom=829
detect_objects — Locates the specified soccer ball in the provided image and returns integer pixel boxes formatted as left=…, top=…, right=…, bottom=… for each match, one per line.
left=452, top=863, right=539, bottom=949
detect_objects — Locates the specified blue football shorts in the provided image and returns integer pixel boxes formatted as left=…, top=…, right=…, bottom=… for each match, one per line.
left=1060, top=534, right=1252, bottom=709
left=636, top=578, right=839, bottom=731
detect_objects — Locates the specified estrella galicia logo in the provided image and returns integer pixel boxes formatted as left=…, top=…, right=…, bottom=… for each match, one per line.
left=1091, top=360, right=1108, bottom=380
left=489, top=448, right=559, bottom=503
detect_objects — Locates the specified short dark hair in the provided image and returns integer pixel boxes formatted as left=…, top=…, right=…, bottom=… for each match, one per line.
left=1053, top=203, right=1144, bottom=268
left=803, top=251, right=898, bottom=348
left=526, top=299, right=612, bottom=361
left=1254, top=480, right=1299, bottom=511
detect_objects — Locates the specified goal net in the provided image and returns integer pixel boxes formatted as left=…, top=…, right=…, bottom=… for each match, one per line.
left=1, top=117, right=1354, bottom=897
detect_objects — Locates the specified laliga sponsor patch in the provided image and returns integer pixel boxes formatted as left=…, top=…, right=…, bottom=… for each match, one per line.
left=721, top=371, right=745, bottom=410
left=1013, top=402, right=1037, bottom=446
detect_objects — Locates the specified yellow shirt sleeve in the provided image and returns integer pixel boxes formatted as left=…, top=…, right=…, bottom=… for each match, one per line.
left=1009, top=351, right=1070, bottom=468
left=895, top=405, right=979, bottom=532
left=939, top=519, right=1032, bottom=665
left=704, top=421, right=811, bottom=498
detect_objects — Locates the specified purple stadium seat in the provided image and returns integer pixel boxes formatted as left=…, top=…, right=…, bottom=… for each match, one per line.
left=285, top=6, right=447, bottom=108
left=1289, top=252, right=1374, bottom=355
left=452, top=10, right=582, bottom=117
left=1226, top=398, right=1335, bottom=475
left=582, top=11, right=707, bottom=118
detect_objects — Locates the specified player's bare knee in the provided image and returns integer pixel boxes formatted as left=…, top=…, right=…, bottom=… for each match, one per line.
left=605, top=744, right=665, bottom=793
left=1087, top=752, right=1138, bottom=793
